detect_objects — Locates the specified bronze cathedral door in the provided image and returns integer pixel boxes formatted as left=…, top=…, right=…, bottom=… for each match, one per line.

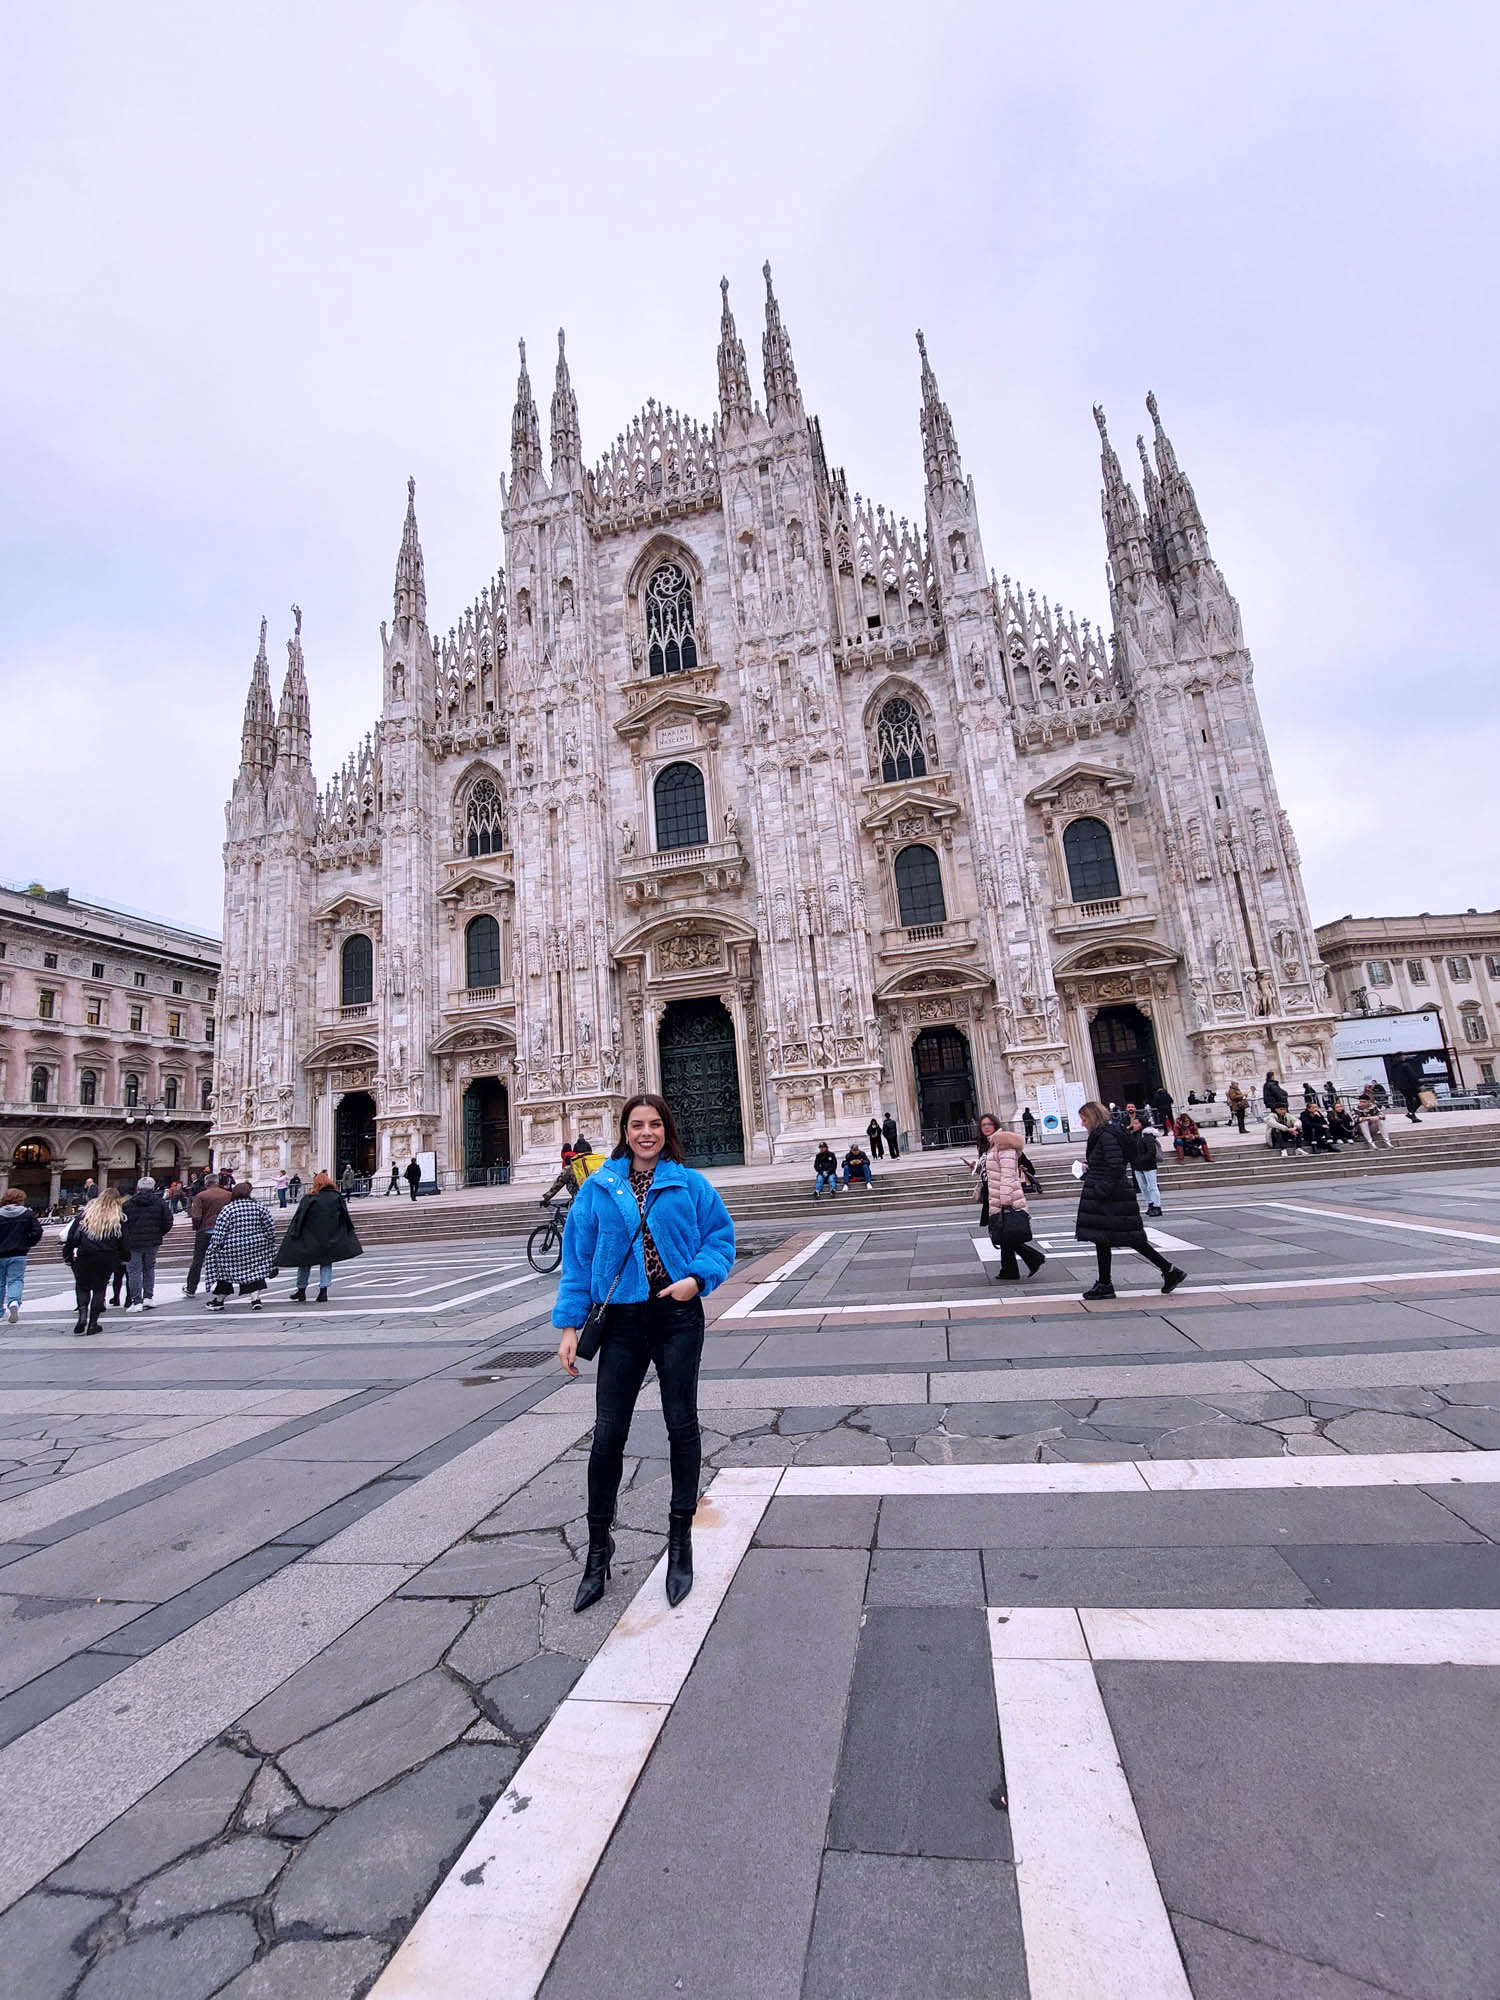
left=657, top=999, right=745, bottom=1167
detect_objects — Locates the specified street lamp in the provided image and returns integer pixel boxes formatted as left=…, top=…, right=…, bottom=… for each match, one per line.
left=124, top=1098, right=165, bottom=1188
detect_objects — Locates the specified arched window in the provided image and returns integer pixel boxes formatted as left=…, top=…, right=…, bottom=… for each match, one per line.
left=79, top=1069, right=97, bottom=1107
left=894, top=844, right=947, bottom=928
left=1063, top=816, right=1122, bottom=902
left=466, top=777, right=505, bottom=857
left=654, top=762, right=709, bottom=850
left=200, top=1077, right=213, bottom=1110
left=645, top=563, right=699, bottom=677
left=340, top=933, right=374, bottom=1007
left=123, top=1072, right=140, bottom=1108
left=876, top=697, right=927, bottom=783
left=466, top=915, right=501, bottom=989
left=29, top=1066, right=49, bottom=1105
left=163, top=1076, right=180, bottom=1110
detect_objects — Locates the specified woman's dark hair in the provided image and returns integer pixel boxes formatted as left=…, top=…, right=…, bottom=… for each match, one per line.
left=611, top=1093, right=686, bottom=1163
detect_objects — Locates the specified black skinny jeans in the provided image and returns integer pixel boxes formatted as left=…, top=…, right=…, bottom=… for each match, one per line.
left=73, top=1273, right=109, bottom=1327
left=588, top=1294, right=705, bottom=1521
left=1096, top=1238, right=1172, bottom=1284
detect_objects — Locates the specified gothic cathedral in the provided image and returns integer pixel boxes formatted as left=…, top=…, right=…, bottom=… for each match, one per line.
left=214, top=269, right=1333, bottom=1185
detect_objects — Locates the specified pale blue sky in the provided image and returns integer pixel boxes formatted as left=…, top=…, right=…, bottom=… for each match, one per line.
left=3, top=0, right=1496, bottom=935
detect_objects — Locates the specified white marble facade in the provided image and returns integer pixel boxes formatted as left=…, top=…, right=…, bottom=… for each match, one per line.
left=214, top=271, right=1333, bottom=1187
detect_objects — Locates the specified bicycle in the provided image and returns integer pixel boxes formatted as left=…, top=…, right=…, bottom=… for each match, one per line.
left=526, top=1199, right=569, bottom=1275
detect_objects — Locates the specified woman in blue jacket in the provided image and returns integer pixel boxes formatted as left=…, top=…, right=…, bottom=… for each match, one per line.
left=555, top=1093, right=735, bottom=1614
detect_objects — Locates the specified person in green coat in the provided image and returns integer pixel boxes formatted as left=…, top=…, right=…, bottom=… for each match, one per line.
left=276, top=1171, right=363, bottom=1302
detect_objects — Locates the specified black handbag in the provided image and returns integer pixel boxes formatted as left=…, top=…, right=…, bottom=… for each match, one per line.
left=988, top=1206, right=1033, bottom=1249
left=574, top=1192, right=655, bottom=1362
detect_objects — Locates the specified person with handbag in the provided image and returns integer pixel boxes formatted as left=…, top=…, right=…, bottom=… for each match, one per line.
left=554, top=1093, right=735, bottom=1615
left=978, top=1121, right=1047, bottom=1282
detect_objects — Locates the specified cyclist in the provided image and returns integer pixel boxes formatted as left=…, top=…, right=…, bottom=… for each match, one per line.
left=540, top=1145, right=579, bottom=1209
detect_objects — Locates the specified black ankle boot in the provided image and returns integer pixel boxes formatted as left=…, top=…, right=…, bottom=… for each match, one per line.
left=666, top=1509, right=695, bottom=1607
left=289, top=1289, right=306, bottom=1302
left=316, top=1287, right=328, bottom=1302
left=573, top=1518, right=614, bottom=1613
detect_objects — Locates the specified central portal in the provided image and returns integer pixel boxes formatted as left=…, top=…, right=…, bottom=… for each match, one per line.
left=335, top=1090, right=377, bottom=1178
left=1089, top=1004, right=1162, bottom=1108
left=912, top=1026, right=977, bottom=1148
left=657, top=998, right=745, bottom=1166
left=462, top=1077, right=510, bottom=1185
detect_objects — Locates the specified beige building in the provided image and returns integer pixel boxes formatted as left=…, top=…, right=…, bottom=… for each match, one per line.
left=0, top=883, right=220, bottom=1205
left=1316, top=911, right=1500, bottom=1090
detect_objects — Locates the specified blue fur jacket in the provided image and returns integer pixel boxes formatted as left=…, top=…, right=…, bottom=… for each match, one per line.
left=552, top=1156, right=735, bottom=1329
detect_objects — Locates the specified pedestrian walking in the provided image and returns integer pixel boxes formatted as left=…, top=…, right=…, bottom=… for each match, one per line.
left=63, top=1188, right=129, bottom=1336
left=404, top=1157, right=421, bottom=1202
left=275, top=1170, right=290, bottom=1210
left=865, top=1115, right=885, bottom=1159
left=812, top=1142, right=840, bottom=1198
left=0, top=1189, right=45, bottom=1325
left=184, top=1174, right=234, bottom=1295
left=1150, top=1084, right=1174, bottom=1132
left=841, top=1142, right=875, bottom=1190
left=882, top=1111, right=900, bottom=1159
left=1021, top=1106, right=1036, bottom=1144
left=979, top=1122, right=1046, bottom=1283
left=1392, top=1058, right=1423, bottom=1122
left=122, top=1177, right=174, bottom=1312
left=972, top=1113, right=1003, bottom=1229
left=1131, top=1114, right=1164, bottom=1216
left=555, top=1093, right=735, bottom=1613
left=384, top=1162, right=401, bottom=1195
left=1226, top=1081, right=1248, bottom=1134
left=202, top=1183, right=277, bottom=1311
left=1074, top=1101, right=1187, bottom=1302
left=277, top=1171, right=363, bottom=1301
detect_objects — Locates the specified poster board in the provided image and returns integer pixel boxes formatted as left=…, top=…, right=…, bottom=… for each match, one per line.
left=415, top=1149, right=439, bottom=1196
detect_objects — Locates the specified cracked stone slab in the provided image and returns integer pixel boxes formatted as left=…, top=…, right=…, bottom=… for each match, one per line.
left=399, top=1533, right=565, bottom=1598
left=271, top=1745, right=517, bottom=1936
left=238, top=1763, right=297, bottom=1833
left=775, top=1407, right=854, bottom=1435
left=939, top=1400, right=1076, bottom=1439
left=794, top=1428, right=891, bottom=1466
left=51, top=1742, right=260, bottom=1894
left=543, top=1559, right=663, bottom=1659
left=915, top=1433, right=1061, bottom=1465
left=445, top=1585, right=541, bottom=1685
left=129, top=1835, right=289, bottom=1927
left=0, top=1889, right=112, bottom=2000
left=279, top=1668, right=478, bottom=1808
left=480, top=1648, right=585, bottom=1738
left=1307, top=1388, right=1446, bottom=1418
left=1433, top=1405, right=1500, bottom=1448
left=473, top=1463, right=606, bottom=1536
left=217, top=1938, right=389, bottom=2000
left=75, top=1910, right=259, bottom=2000
left=238, top=1598, right=471, bottom=1754
left=1322, top=1411, right=1477, bottom=1454
left=1150, top=1423, right=1283, bottom=1459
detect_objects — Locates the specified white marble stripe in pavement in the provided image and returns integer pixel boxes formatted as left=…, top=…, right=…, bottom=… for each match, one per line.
left=0, top=1558, right=414, bottom=1913
left=367, top=1468, right=778, bottom=2000
left=777, top=1449, right=1500, bottom=1498
left=989, top=1646, right=1192, bottom=2000
left=0, top=1413, right=299, bottom=1540
left=14, top=1267, right=549, bottom=1321
left=303, top=1412, right=592, bottom=1565
left=726, top=1265, right=1500, bottom=1317
left=1079, top=1606, right=1500, bottom=1665
left=1261, top=1200, right=1500, bottom=1244
left=0, top=1388, right=354, bottom=1417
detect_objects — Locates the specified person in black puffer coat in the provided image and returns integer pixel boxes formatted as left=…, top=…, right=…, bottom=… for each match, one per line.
left=121, top=1177, right=175, bottom=1312
left=1074, top=1101, right=1187, bottom=1302
left=0, top=1189, right=45, bottom=1325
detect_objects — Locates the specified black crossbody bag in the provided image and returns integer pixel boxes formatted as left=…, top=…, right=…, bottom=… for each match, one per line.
left=574, top=1189, right=658, bottom=1362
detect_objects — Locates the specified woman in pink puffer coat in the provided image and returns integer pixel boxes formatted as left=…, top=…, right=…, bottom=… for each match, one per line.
left=980, top=1125, right=1047, bottom=1283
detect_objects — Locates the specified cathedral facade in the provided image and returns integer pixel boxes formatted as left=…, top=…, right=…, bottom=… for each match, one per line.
left=214, top=270, right=1333, bottom=1186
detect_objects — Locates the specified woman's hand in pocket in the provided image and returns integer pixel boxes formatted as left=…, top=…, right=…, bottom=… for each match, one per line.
left=557, top=1328, right=579, bottom=1377
left=659, top=1276, right=701, bottom=1304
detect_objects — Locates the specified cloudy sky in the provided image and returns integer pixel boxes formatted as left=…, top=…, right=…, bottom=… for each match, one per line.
left=3, top=1, right=1495, bottom=937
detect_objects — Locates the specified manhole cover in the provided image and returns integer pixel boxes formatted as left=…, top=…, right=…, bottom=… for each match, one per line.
left=485, top=1350, right=558, bottom=1370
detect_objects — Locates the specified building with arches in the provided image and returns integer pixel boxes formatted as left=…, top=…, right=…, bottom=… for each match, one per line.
left=0, top=883, right=218, bottom=1205
left=214, top=277, right=1332, bottom=1183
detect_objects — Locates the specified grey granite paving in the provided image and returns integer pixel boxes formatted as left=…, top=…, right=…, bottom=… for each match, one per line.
left=803, top=1850, right=1029, bottom=2000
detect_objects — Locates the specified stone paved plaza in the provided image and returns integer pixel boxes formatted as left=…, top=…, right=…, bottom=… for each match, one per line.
left=2, top=1167, right=1500, bottom=1996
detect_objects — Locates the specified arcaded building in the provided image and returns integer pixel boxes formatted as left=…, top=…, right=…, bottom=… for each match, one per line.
left=0, top=883, right=219, bottom=1204
left=214, top=271, right=1332, bottom=1186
